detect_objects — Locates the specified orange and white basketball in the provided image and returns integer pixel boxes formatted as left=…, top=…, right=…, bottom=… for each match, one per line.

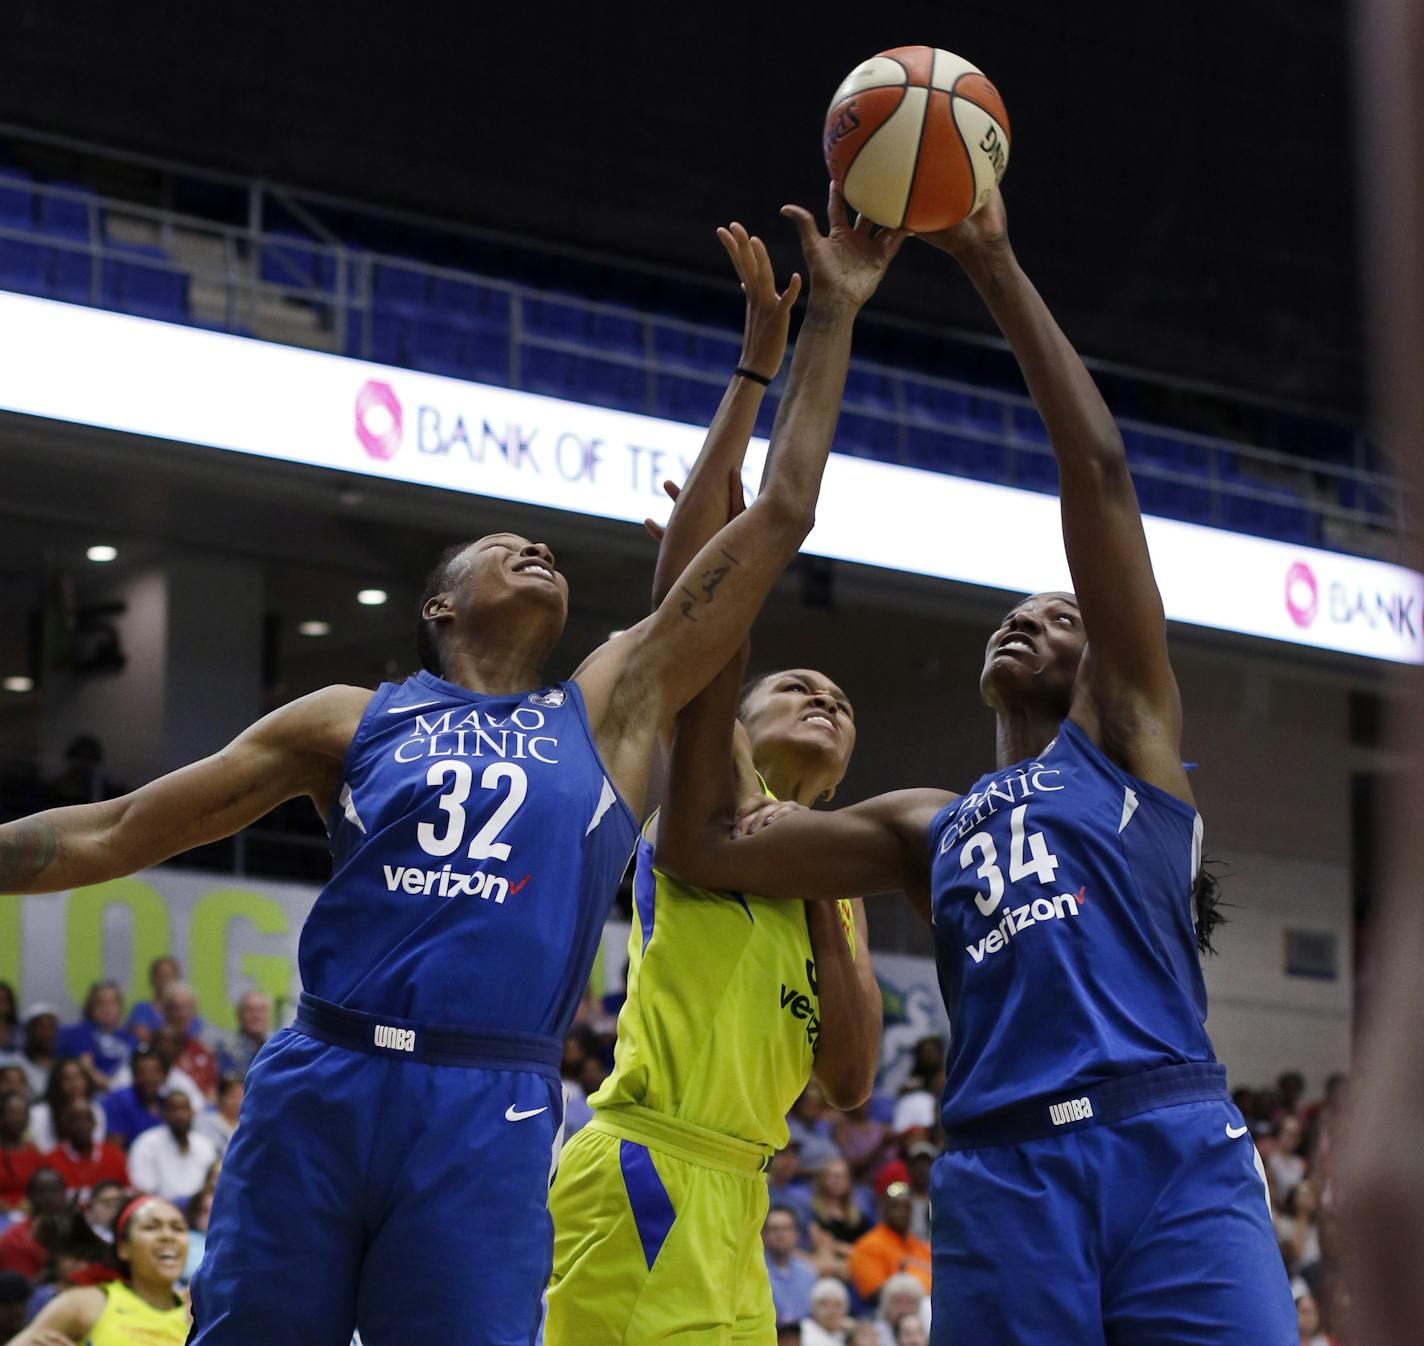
left=822, top=46, right=1011, bottom=232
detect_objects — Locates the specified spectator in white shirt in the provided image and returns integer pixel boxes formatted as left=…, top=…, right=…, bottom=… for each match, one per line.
left=800, top=1277, right=850, bottom=1346
left=127, top=1090, right=217, bottom=1202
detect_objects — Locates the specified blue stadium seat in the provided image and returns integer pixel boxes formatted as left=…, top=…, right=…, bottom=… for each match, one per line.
left=372, top=262, right=429, bottom=309
left=431, top=274, right=511, bottom=324
left=905, top=381, right=1005, bottom=436
left=99, top=248, right=189, bottom=321
left=46, top=246, right=93, bottom=304
left=409, top=314, right=463, bottom=375
left=652, top=324, right=741, bottom=371
left=904, top=425, right=1008, bottom=482
left=0, top=238, right=47, bottom=294
left=587, top=310, right=643, bottom=355
left=462, top=319, right=511, bottom=384
left=522, top=346, right=645, bottom=411
left=368, top=310, right=402, bottom=366
left=260, top=230, right=336, bottom=293
left=1008, top=403, right=1048, bottom=445
left=1219, top=479, right=1316, bottom=544
left=1012, top=445, right=1059, bottom=492
left=843, top=367, right=899, bottom=411
left=37, top=184, right=94, bottom=240
left=523, top=297, right=584, bottom=340
left=1134, top=470, right=1214, bottom=526
left=653, top=372, right=724, bottom=425
left=0, top=173, right=34, bottom=228
left=836, top=409, right=900, bottom=460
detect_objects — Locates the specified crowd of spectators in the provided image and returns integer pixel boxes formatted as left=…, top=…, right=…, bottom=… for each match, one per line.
left=0, top=960, right=268, bottom=1334
left=0, top=959, right=1357, bottom=1343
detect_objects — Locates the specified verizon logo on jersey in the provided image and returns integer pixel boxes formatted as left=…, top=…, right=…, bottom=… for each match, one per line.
left=383, top=863, right=522, bottom=904
left=965, top=891, right=1082, bottom=963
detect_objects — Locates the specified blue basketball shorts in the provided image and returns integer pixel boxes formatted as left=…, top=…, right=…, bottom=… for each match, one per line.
left=929, top=1066, right=1295, bottom=1345
left=189, top=997, right=565, bottom=1346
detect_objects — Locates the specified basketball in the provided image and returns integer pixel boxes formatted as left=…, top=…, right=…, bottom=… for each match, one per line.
left=822, top=45, right=1011, bottom=232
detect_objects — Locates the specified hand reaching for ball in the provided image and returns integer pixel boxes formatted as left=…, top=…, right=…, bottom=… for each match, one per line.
left=781, top=182, right=907, bottom=313
left=717, top=222, right=801, bottom=383
left=917, top=187, right=1010, bottom=260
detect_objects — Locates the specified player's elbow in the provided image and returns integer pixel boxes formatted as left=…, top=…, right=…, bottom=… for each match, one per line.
left=815, top=1051, right=879, bottom=1112
left=752, top=486, right=816, bottom=545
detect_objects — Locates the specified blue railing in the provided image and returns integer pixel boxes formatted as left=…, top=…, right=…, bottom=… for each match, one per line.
left=0, top=166, right=1399, bottom=557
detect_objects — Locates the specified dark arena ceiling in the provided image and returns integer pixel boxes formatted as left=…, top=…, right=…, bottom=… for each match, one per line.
left=0, top=1, right=1361, bottom=414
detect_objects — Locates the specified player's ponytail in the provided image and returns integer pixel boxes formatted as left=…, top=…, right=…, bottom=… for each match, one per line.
left=1192, top=856, right=1228, bottom=955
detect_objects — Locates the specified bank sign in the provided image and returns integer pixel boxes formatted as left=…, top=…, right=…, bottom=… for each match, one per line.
left=0, top=291, right=1417, bottom=664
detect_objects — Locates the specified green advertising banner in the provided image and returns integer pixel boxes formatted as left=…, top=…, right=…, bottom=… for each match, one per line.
left=2, top=867, right=320, bottom=1031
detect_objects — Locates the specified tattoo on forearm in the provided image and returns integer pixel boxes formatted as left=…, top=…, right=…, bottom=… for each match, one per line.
left=679, top=548, right=741, bottom=621
left=0, top=817, right=60, bottom=890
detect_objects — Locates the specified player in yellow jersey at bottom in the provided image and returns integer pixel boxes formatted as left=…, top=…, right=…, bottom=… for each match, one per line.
left=546, top=206, right=886, bottom=1346
left=9, top=1195, right=190, bottom=1346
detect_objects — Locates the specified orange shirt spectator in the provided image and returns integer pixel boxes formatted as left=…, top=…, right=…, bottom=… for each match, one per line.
left=847, top=1183, right=933, bottom=1299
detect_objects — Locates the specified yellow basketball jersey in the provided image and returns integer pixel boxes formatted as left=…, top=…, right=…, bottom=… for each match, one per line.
left=590, top=807, right=855, bottom=1151
left=87, top=1279, right=188, bottom=1346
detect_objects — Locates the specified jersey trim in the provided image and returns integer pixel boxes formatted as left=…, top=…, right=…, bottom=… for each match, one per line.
left=324, top=680, right=396, bottom=839
left=1059, top=719, right=1199, bottom=825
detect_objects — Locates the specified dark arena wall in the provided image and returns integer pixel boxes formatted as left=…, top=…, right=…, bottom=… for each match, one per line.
left=0, top=0, right=1361, bottom=413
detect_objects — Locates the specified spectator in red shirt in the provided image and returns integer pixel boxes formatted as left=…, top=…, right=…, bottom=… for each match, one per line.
left=0, top=1166, right=69, bottom=1277
left=0, top=1089, right=40, bottom=1211
left=160, top=984, right=218, bottom=1101
left=41, top=1100, right=128, bottom=1196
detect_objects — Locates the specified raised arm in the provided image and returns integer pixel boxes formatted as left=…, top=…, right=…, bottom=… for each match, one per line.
left=923, top=194, right=1187, bottom=796
left=0, top=685, right=368, bottom=894
left=577, top=188, right=903, bottom=806
left=648, top=222, right=799, bottom=610
left=653, top=650, right=945, bottom=906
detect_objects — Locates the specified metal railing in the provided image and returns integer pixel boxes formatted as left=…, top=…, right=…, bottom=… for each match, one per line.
left=0, top=164, right=1402, bottom=559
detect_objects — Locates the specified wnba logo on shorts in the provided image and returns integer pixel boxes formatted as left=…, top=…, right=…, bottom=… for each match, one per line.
left=1284, top=561, right=1319, bottom=628
left=1048, top=1096, right=1094, bottom=1126
left=355, top=380, right=403, bottom=461
left=373, top=1024, right=416, bottom=1052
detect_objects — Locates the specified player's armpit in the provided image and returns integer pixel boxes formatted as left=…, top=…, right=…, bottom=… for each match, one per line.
left=0, top=684, right=370, bottom=895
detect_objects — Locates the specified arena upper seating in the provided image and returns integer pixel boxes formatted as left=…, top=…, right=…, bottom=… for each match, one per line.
left=0, top=141, right=1397, bottom=557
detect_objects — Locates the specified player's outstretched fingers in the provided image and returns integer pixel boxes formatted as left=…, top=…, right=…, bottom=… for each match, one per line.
left=779, top=272, right=803, bottom=313
left=827, top=181, right=851, bottom=234
left=780, top=204, right=822, bottom=255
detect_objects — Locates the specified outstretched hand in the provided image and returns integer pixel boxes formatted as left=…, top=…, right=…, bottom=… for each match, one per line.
left=718, top=221, right=801, bottom=382
left=781, top=182, right=907, bottom=313
left=917, top=187, right=1010, bottom=261
left=643, top=469, right=746, bottom=544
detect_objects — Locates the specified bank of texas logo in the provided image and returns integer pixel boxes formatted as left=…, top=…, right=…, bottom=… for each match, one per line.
left=355, top=380, right=403, bottom=461
left=1284, top=561, right=1318, bottom=628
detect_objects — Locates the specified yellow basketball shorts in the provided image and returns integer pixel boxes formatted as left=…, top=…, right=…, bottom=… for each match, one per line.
left=545, top=1106, right=775, bottom=1346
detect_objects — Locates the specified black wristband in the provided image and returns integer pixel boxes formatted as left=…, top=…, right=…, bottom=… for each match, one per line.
left=735, top=365, right=772, bottom=387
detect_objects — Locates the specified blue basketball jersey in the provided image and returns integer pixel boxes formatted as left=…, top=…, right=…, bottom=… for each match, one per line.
left=928, top=718, right=1214, bottom=1127
left=301, top=669, right=638, bottom=1037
